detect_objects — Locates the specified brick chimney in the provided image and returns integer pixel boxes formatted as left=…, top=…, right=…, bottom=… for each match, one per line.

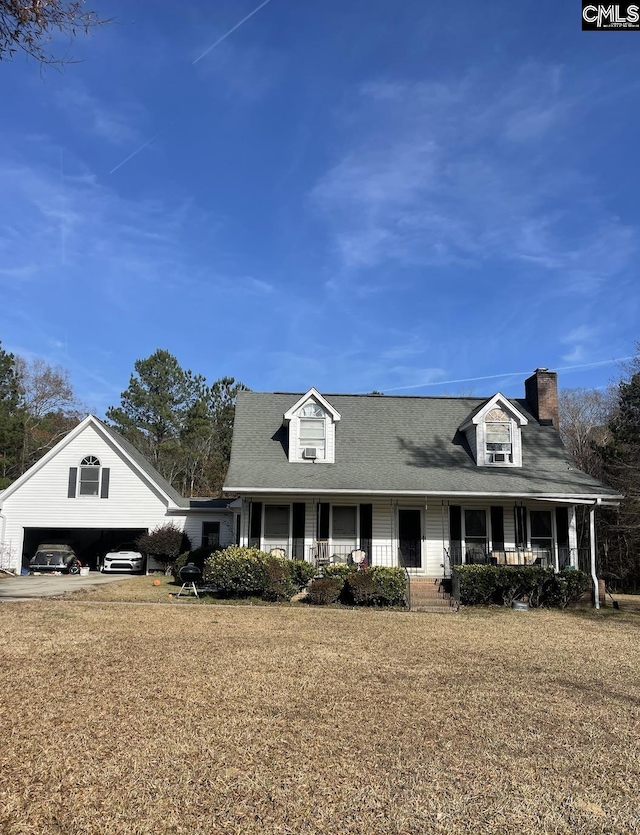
left=525, top=368, right=559, bottom=429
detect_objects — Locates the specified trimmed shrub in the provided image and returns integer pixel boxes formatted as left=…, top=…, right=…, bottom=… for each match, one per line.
left=172, top=544, right=223, bottom=580
left=290, top=559, right=316, bottom=590
left=346, top=570, right=380, bottom=605
left=322, top=563, right=357, bottom=580
left=307, top=577, right=344, bottom=605
left=203, top=546, right=267, bottom=597
left=136, top=524, right=192, bottom=574
left=548, top=568, right=592, bottom=608
left=455, top=565, right=502, bottom=604
left=369, top=567, right=406, bottom=605
left=453, top=564, right=592, bottom=608
left=345, top=567, right=407, bottom=606
left=262, top=557, right=296, bottom=602
left=202, top=547, right=317, bottom=602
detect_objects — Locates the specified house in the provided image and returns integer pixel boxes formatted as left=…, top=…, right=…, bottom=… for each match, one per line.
left=223, top=369, right=621, bottom=605
left=0, top=415, right=239, bottom=573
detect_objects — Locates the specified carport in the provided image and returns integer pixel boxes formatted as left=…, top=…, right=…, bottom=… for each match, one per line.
left=23, top=528, right=146, bottom=571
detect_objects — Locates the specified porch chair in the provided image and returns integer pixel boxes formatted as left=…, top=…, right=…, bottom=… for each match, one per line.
left=349, top=549, right=367, bottom=567
left=269, top=547, right=287, bottom=559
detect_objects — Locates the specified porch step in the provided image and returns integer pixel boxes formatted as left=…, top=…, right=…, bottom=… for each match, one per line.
left=407, top=576, right=458, bottom=613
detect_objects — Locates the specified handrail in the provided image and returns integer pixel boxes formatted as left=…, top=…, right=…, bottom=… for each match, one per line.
left=403, top=564, right=411, bottom=610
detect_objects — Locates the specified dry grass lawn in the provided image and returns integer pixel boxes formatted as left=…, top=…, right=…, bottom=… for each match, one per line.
left=1, top=597, right=638, bottom=834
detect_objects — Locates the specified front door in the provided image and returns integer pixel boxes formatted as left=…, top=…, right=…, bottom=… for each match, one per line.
left=398, top=508, right=422, bottom=568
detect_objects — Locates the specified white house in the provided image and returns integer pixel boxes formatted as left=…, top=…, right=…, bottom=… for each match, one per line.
left=0, top=416, right=239, bottom=573
left=223, top=370, right=622, bottom=604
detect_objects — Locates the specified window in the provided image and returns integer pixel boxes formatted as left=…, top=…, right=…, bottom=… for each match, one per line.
left=464, top=509, right=487, bottom=564
left=264, top=505, right=290, bottom=548
left=79, top=456, right=101, bottom=496
left=332, top=506, right=357, bottom=551
left=485, top=408, right=512, bottom=464
left=299, top=403, right=326, bottom=459
left=530, top=510, right=553, bottom=554
left=202, top=522, right=220, bottom=548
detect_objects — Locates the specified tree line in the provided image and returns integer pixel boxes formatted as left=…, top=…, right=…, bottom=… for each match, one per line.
left=0, top=344, right=246, bottom=497
left=2, top=340, right=640, bottom=588
left=559, top=348, right=640, bottom=592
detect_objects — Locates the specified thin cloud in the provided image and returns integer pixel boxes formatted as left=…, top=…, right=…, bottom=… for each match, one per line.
left=109, top=0, right=276, bottom=175
left=380, top=357, right=634, bottom=393
left=192, top=0, right=274, bottom=65
left=311, top=67, right=638, bottom=284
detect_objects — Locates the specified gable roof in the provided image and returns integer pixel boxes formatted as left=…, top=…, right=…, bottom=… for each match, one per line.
left=0, top=415, right=188, bottom=508
left=224, top=391, right=621, bottom=500
left=283, top=388, right=341, bottom=422
left=458, top=393, right=529, bottom=431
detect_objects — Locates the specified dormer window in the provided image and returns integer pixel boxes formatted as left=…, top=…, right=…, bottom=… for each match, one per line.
left=485, top=409, right=512, bottom=464
left=299, top=403, right=326, bottom=460
left=458, top=393, right=528, bottom=468
left=283, top=388, right=341, bottom=464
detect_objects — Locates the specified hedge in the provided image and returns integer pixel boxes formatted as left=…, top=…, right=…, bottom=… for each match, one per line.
left=202, top=546, right=316, bottom=601
left=308, top=566, right=407, bottom=607
left=453, top=565, right=591, bottom=608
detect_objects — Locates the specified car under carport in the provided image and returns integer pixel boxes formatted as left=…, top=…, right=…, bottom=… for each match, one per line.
left=23, top=528, right=146, bottom=572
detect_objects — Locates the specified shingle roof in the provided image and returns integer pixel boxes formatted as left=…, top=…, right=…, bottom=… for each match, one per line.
left=224, top=392, right=620, bottom=498
left=96, top=419, right=189, bottom=507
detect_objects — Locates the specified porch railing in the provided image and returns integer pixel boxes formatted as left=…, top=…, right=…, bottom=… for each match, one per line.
left=309, top=542, right=397, bottom=572
left=446, top=546, right=593, bottom=572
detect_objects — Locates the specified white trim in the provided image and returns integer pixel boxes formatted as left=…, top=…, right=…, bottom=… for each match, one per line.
left=224, top=487, right=620, bottom=502
left=283, top=388, right=341, bottom=422
left=0, top=415, right=183, bottom=510
left=459, top=393, right=529, bottom=431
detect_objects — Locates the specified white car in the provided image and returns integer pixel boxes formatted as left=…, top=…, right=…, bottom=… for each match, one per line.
left=102, top=543, right=145, bottom=573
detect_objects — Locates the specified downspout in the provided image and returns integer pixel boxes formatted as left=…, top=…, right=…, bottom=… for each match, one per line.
left=590, top=501, right=600, bottom=610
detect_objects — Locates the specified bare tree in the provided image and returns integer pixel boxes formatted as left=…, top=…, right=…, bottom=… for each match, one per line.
left=558, top=387, right=616, bottom=479
left=14, top=356, right=84, bottom=469
left=0, top=1, right=107, bottom=65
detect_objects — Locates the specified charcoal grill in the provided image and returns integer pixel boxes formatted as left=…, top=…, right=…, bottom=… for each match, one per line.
left=177, top=563, right=201, bottom=598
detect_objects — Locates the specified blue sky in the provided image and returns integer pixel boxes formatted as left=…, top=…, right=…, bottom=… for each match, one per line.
left=1, top=0, right=639, bottom=414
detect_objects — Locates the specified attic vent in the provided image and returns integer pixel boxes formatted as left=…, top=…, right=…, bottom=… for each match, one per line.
left=489, top=452, right=509, bottom=464
left=302, top=447, right=318, bottom=459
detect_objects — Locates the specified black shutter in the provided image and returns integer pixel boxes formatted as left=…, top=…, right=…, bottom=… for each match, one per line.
left=100, top=468, right=110, bottom=498
left=67, top=467, right=77, bottom=498
left=249, top=502, right=262, bottom=548
left=449, top=505, right=461, bottom=563
left=360, top=503, right=373, bottom=560
left=292, top=503, right=306, bottom=559
left=556, top=507, right=569, bottom=566
left=514, top=506, right=528, bottom=549
left=318, top=503, right=330, bottom=540
left=490, top=506, right=504, bottom=550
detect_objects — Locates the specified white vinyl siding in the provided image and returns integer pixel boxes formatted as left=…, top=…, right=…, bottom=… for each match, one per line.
left=0, top=422, right=238, bottom=572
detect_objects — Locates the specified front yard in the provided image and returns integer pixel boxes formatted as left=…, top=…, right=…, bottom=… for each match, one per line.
left=1, top=597, right=638, bottom=834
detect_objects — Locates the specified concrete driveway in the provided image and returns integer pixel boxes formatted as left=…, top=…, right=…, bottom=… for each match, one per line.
left=0, top=572, right=135, bottom=601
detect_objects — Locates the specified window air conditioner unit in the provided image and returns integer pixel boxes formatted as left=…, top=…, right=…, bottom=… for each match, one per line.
left=489, top=452, right=508, bottom=464
left=302, top=447, right=318, bottom=459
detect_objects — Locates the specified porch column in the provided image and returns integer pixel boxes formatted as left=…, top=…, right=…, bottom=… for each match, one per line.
left=589, top=505, right=600, bottom=610
left=241, top=499, right=251, bottom=547
left=568, top=506, right=578, bottom=568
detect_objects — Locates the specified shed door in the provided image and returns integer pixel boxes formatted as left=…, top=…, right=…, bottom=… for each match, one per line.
left=398, top=509, right=421, bottom=568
